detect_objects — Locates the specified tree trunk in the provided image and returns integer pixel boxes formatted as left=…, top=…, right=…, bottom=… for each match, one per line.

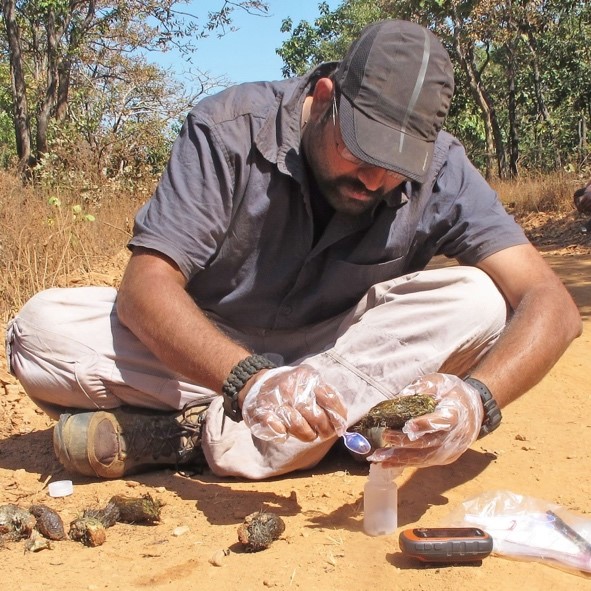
left=579, top=115, right=587, bottom=166
left=452, top=33, right=506, bottom=180
left=36, top=10, right=60, bottom=159
left=2, top=0, right=32, bottom=172
left=507, top=42, right=519, bottom=178
left=525, top=29, right=561, bottom=170
left=55, top=59, right=71, bottom=121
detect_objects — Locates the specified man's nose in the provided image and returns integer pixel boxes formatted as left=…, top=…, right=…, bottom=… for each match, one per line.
left=356, top=166, right=389, bottom=192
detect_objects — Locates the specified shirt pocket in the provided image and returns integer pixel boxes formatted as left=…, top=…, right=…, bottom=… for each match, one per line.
left=320, top=258, right=406, bottom=311
left=329, top=258, right=404, bottom=287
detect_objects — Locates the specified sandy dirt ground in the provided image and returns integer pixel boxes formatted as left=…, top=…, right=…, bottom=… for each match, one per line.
left=1, top=211, right=590, bottom=591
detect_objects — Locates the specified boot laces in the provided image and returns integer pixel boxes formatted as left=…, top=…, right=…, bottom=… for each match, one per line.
left=124, top=403, right=207, bottom=464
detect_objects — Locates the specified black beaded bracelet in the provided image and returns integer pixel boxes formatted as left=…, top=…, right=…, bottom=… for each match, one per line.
left=222, top=354, right=277, bottom=422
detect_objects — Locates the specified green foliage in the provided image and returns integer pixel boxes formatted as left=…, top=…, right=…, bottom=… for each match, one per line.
left=278, top=0, right=591, bottom=179
left=0, top=0, right=268, bottom=174
left=0, top=64, right=16, bottom=167
left=47, top=198, right=96, bottom=224
left=0, top=113, right=17, bottom=169
left=277, top=1, right=383, bottom=76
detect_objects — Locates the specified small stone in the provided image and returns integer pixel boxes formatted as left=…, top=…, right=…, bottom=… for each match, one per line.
left=4, top=384, right=22, bottom=400
left=125, top=481, right=140, bottom=488
left=24, top=532, right=52, bottom=553
left=172, top=526, right=189, bottom=537
left=209, top=548, right=228, bottom=566
left=515, top=434, right=527, bottom=441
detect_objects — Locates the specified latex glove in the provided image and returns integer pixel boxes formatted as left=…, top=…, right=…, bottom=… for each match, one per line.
left=368, top=373, right=483, bottom=468
left=242, top=365, right=348, bottom=443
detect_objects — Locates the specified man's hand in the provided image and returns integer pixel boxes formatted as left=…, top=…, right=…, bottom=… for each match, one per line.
left=241, top=365, right=348, bottom=442
left=369, top=373, right=483, bottom=468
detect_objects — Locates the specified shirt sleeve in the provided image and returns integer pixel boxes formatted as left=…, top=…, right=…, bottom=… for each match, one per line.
left=128, top=109, right=237, bottom=281
left=432, top=141, right=529, bottom=264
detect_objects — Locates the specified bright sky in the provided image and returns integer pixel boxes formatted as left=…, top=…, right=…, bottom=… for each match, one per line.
left=155, top=1, right=340, bottom=90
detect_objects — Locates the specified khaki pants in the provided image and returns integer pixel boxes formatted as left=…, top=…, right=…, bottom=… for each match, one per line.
left=6, top=266, right=507, bottom=479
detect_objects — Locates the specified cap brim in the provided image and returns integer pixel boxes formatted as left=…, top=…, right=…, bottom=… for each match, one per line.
left=339, top=95, right=434, bottom=183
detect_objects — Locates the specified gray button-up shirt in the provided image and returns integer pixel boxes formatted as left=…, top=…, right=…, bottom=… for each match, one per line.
left=129, top=65, right=528, bottom=330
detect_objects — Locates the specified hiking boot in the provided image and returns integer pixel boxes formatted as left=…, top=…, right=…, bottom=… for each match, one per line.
left=53, top=403, right=210, bottom=479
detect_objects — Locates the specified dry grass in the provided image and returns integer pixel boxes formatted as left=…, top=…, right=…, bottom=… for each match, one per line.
left=0, top=170, right=154, bottom=323
left=491, top=172, right=579, bottom=214
left=0, top=169, right=586, bottom=324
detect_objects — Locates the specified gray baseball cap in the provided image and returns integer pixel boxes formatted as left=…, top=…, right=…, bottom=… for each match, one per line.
left=334, top=20, right=454, bottom=183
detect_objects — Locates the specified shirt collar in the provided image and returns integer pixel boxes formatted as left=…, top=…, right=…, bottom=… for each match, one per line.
left=255, top=63, right=338, bottom=181
left=383, top=182, right=411, bottom=209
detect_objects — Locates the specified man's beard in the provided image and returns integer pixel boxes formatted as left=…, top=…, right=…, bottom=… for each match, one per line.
left=318, top=176, right=385, bottom=215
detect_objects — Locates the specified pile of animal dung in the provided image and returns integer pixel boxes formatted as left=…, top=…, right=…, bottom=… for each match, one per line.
left=0, top=493, right=162, bottom=550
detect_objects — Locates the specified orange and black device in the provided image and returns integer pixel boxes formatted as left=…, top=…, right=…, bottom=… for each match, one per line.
left=399, top=527, right=493, bottom=563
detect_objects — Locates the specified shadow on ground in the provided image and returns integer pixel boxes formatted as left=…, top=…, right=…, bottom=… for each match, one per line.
left=0, top=427, right=59, bottom=478
left=543, top=254, right=591, bottom=319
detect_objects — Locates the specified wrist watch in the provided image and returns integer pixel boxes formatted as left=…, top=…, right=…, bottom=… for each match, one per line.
left=464, top=377, right=502, bottom=439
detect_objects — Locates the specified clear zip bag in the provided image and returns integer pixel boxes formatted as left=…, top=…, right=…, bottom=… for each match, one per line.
left=444, top=489, right=591, bottom=577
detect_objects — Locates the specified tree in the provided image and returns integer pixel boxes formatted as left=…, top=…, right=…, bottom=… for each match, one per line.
left=0, top=0, right=268, bottom=173
left=279, top=0, right=507, bottom=179
left=278, top=0, right=591, bottom=179
left=278, top=0, right=382, bottom=77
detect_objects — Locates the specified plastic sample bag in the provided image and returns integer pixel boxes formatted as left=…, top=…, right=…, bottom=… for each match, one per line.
left=445, top=489, right=591, bottom=577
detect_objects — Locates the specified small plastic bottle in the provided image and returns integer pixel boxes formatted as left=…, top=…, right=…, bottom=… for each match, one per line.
left=363, top=463, right=403, bottom=536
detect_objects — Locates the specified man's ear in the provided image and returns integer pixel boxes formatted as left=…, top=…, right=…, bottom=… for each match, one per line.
left=310, top=78, right=334, bottom=118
